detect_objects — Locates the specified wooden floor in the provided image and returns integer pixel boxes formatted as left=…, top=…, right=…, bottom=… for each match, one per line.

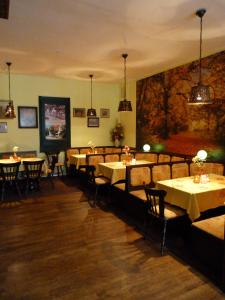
left=0, top=177, right=224, bottom=300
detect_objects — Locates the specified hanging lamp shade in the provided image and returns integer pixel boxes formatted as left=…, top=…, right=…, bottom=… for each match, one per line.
left=118, top=53, right=132, bottom=112
left=5, top=62, right=16, bottom=118
left=87, top=74, right=97, bottom=117
left=189, top=9, right=212, bottom=105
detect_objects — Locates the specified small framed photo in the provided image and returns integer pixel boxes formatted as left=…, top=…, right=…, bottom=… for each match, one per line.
left=0, top=122, right=7, bottom=133
left=100, top=108, right=110, bottom=118
left=73, top=108, right=86, bottom=118
left=0, top=100, right=9, bottom=118
left=18, top=106, right=38, bottom=128
left=87, top=117, right=99, bottom=127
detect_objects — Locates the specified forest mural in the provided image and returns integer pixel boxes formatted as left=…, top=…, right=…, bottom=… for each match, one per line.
left=136, top=50, right=225, bottom=157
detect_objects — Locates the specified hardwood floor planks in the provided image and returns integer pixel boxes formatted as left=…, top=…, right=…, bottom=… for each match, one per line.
left=0, top=177, right=224, bottom=299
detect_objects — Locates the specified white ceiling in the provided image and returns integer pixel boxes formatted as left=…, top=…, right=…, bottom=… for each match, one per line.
left=0, top=0, right=225, bottom=82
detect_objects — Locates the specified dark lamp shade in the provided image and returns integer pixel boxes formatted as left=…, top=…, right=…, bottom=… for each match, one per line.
left=87, top=108, right=97, bottom=117
left=118, top=99, right=132, bottom=112
left=189, top=83, right=212, bottom=105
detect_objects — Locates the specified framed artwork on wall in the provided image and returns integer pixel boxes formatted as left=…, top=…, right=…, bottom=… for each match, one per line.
left=39, top=96, right=71, bottom=152
left=0, top=122, right=7, bottom=133
left=100, top=108, right=110, bottom=118
left=18, top=106, right=38, bottom=128
left=87, top=117, right=99, bottom=127
left=0, top=100, right=10, bottom=119
left=73, top=108, right=86, bottom=117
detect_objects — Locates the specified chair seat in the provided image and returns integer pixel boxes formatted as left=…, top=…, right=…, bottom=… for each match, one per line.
left=129, top=189, right=146, bottom=201
left=55, top=162, right=64, bottom=167
left=95, top=176, right=110, bottom=185
left=192, top=215, right=225, bottom=240
left=113, top=183, right=126, bottom=191
left=161, top=204, right=186, bottom=219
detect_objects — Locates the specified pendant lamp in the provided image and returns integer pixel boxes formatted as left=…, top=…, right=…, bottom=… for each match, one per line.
left=87, top=74, right=97, bottom=117
left=189, top=9, right=212, bottom=105
left=118, top=53, right=132, bottom=112
left=5, top=62, right=16, bottom=118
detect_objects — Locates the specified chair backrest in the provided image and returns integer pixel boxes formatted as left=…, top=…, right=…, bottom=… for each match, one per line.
left=152, top=163, right=171, bottom=183
left=0, top=162, right=21, bottom=181
left=190, top=162, right=225, bottom=176
left=80, top=147, right=90, bottom=154
left=23, top=160, right=44, bottom=179
left=158, top=154, right=171, bottom=163
left=126, top=164, right=152, bottom=192
left=105, top=153, right=120, bottom=162
left=171, top=162, right=189, bottom=179
left=135, top=152, right=158, bottom=163
left=45, top=152, right=59, bottom=165
left=86, top=154, right=104, bottom=176
left=145, top=187, right=167, bottom=219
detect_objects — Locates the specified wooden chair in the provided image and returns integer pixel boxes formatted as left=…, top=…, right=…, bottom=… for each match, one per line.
left=86, top=165, right=110, bottom=206
left=144, top=187, right=186, bottom=255
left=23, top=160, right=44, bottom=193
left=0, top=161, right=22, bottom=201
left=45, top=152, right=65, bottom=176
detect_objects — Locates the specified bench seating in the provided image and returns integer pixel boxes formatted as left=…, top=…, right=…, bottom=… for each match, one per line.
left=191, top=215, right=225, bottom=289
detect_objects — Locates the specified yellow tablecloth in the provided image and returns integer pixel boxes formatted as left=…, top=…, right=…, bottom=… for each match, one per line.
left=70, top=154, right=86, bottom=169
left=99, top=160, right=152, bottom=184
left=156, top=174, right=225, bottom=221
left=0, top=158, right=48, bottom=176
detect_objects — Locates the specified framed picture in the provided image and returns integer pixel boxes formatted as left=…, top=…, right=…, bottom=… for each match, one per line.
left=100, top=108, right=110, bottom=118
left=0, top=100, right=10, bottom=119
left=18, top=106, right=38, bottom=128
left=0, top=122, right=7, bottom=133
left=39, top=96, right=71, bottom=152
left=87, top=117, right=99, bottom=127
left=73, top=108, right=86, bottom=117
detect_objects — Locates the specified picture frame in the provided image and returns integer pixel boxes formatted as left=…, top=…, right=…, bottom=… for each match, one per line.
left=18, top=106, right=38, bottom=128
left=73, top=108, right=86, bottom=118
left=0, top=122, right=7, bottom=133
left=87, top=117, right=99, bottom=127
left=0, top=100, right=10, bottom=119
left=100, top=108, right=110, bottom=118
left=39, top=96, right=71, bottom=152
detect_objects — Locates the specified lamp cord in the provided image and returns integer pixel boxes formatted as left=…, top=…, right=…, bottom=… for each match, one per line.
left=199, top=15, right=203, bottom=84
left=90, top=74, right=93, bottom=109
left=124, top=56, right=126, bottom=100
left=7, top=62, right=11, bottom=101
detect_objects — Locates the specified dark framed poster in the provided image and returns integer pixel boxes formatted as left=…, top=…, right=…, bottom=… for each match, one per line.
left=39, top=96, right=71, bottom=152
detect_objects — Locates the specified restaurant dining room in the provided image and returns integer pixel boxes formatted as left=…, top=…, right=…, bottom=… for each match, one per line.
left=0, top=0, right=225, bottom=299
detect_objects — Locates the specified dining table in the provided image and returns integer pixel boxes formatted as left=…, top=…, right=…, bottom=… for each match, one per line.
left=0, top=157, right=48, bottom=175
left=70, top=154, right=86, bottom=170
left=156, top=174, right=225, bottom=221
left=98, top=160, right=152, bottom=184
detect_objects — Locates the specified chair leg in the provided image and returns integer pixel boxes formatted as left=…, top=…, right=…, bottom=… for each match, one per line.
left=60, top=166, right=63, bottom=176
left=161, top=220, right=168, bottom=256
left=94, top=186, right=98, bottom=206
left=1, top=183, right=5, bottom=201
left=15, top=182, right=22, bottom=199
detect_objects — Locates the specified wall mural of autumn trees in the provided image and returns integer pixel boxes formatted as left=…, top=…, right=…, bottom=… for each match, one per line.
left=136, top=50, right=225, bottom=156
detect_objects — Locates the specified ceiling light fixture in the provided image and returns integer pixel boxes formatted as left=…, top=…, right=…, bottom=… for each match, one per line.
left=87, top=74, right=97, bottom=117
left=5, top=62, right=16, bottom=118
left=189, top=8, right=212, bottom=105
left=118, top=53, right=132, bottom=112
